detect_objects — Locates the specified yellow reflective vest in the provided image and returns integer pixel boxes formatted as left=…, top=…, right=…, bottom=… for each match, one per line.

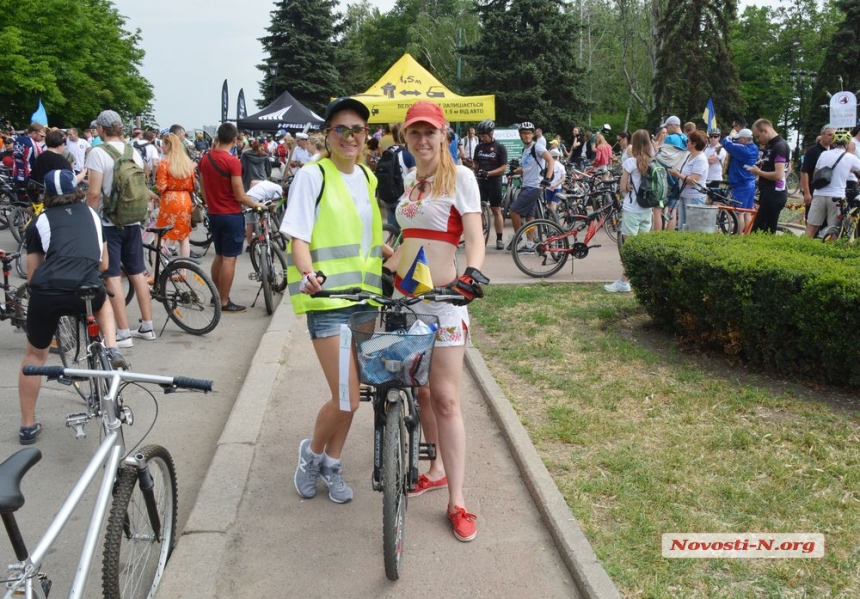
left=287, top=158, right=383, bottom=314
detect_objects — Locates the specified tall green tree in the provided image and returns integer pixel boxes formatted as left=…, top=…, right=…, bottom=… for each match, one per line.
left=464, top=0, right=588, bottom=133
left=806, top=0, right=860, bottom=140
left=258, top=0, right=343, bottom=112
left=650, top=0, right=743, bottom=128
left=0, top=0, right=152, bottom=129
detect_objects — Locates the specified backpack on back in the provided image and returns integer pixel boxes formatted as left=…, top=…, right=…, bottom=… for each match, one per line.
left=100, top=144, right=151, bottom=226
left=375, top=145, right=404, bottom=204
left=634, top=160, right=669, bottom=208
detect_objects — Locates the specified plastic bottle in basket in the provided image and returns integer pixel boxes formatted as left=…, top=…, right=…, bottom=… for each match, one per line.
left=408, top=319, right=439, bottom=335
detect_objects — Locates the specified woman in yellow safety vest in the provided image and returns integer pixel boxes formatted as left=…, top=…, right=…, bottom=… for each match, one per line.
left=281, top=97, right=384, bottom=505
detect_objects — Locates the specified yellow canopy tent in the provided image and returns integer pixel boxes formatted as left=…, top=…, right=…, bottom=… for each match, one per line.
left=351, top=54, right=495, bottom=124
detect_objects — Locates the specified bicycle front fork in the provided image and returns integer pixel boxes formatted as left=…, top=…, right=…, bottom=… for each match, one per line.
left=124, top=453, right=162, bottom=543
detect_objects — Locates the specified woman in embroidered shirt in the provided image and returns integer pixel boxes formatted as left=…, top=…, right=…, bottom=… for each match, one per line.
left=155, top=133, right=196, bottom=258
left=385, top=101, right=488, bottom=542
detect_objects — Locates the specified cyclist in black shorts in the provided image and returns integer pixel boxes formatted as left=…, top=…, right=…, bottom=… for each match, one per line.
left=472, top=119, right=508, bottom=249
left=16, top=169, right=127, bottom=445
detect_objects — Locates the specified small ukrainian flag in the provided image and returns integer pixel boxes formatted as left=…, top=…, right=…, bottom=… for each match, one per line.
left=399, top=246, right=433, bottom=295
left=703, top=98, right=718, bottom=133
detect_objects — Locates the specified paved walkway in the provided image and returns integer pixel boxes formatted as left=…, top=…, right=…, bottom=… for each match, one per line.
left=156, top=286, right=622, bottom=598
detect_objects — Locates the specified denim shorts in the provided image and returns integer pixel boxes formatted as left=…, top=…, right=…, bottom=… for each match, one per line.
left=306, top=303, right=378, bottom=340
left=209, top=213, right=245, bottom=257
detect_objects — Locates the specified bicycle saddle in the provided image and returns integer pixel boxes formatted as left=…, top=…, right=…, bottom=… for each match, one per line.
left=0, top=448, right=41, bottom=513
left=75, top=284, right=103, bottom=300
left=145, top=225, right=174, bottom=235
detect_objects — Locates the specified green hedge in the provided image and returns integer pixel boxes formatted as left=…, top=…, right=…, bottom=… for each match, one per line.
left=620, top=232, right=860, bottom=385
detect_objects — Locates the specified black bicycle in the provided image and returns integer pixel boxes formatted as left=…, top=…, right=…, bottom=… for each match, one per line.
left=313, top=285, right=466, bottom=580
left=245, top=202, right=288, bottom=315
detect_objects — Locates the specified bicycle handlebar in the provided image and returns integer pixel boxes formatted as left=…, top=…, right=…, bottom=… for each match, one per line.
left=312, top=287, right=464, bottom=305
left=23, top=366, right=214, bottom=392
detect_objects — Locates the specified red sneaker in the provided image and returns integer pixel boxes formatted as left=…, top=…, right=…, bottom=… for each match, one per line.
left=408, top=474, right=448, bottom=497
left=447, top=506, right=477, bottom=542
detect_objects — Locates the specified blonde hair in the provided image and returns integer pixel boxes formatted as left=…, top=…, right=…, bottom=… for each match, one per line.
left=162, top=133, right=194, bottom=179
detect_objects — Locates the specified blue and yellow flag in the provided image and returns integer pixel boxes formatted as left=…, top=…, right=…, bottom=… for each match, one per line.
left=399, top=246, right=433, bottom=295
left=703, top=98, right=717, bottom=133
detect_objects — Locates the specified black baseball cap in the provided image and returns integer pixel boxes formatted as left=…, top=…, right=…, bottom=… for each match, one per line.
left=324, top=97, right=370, bottom=124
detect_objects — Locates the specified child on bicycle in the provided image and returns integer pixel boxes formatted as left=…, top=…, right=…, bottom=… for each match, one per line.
left=17, top=169, right=126, bottom=444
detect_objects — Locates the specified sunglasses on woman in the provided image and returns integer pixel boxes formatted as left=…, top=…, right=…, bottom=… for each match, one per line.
left=326, top=125, right=369, bottom=139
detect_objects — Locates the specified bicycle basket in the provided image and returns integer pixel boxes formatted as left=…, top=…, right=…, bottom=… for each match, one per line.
left=348, top=311, right=440, bottom=387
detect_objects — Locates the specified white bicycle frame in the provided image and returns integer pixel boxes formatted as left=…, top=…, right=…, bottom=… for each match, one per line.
left=2, top=368, right=199, bottom=599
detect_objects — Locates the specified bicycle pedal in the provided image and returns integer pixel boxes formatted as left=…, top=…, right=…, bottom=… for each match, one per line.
left=359, top=385, right=374, bottom=402
left=247, top=272, right=260, bottom=282
left=66, top=413, right=89, bottom=439
left=419, top=442, right=437, bottom=461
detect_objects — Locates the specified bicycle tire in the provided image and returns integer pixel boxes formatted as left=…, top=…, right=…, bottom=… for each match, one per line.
left=102, top=444, right=177, bottom=599
left=481, top=201, right=491, bottom=245
left=160, top=260, right=221, bottom=335
left=603, top=206, right=621, bottom=244
left=11, top=283, right=28, bottom=329
left=56, top=316, right=88, bottom=401
left=270, top=245, right=288, bottom=292
left=382, top=399, right=408, bottom=581
left=716, top=209, right=738, bottom=235
left=269, top=211, right=287, bottom=251
left=821, top=225, right=842, bottom=242
left=0, top=191, right=13, bottom=230
left=512, top=218, right=570, bottom=278
left=9, top=205, right=31, bottom=243
left=188, top=213, right=212, bottom=248
left=383, top=222, right=401, bottom=250
left=122, top=271, right=136, bottom=307
left=259, top=243, right=274, bottom=315
left=15, top=236, right=27, bottom=279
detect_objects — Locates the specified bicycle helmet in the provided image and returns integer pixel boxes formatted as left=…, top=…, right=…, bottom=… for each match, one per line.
left=476, top=119, right=496, bottom=135
left=518, top=121, right=536, bottom=132
left=832, top=129, right=852, bottom=146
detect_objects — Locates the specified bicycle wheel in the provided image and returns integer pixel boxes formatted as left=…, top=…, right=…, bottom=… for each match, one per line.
left=270, top=245, right=288, bottom=292
left=383, top=222, right=401, bottom=250
left=382, top=400, right=408, bottom=581
left=258, top=243, right=274, bottom=315
left=603, top=206, right=621, bottom=244
left=55, top=317, right=88, bottom=401
left=716, top=209, right=738, bottom=235
left=102, top=444, right=177, bottom=599
left=188, top=213, right=212, bottom=248
left=122, top=270, right=136, bottom=307
left=269, top=212, right=287, bottom=251
left=11, top=283, right=28, bottom=329
left=481, top=201, right=491, bottom=245
left=821, top=225, right=842, bottom=242
left=160, top=260, right=221, bottom=335
left=512, top=218, right=570, bottom=278
left=15, top=236, right=27, bottom=279
left=9, top=206, right=31, bottom=243
left=786, top=170, right=799, bottom=194
left=0, top=191, right=14, bottom=230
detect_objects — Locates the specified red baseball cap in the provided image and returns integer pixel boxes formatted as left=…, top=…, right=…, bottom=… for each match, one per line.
left=403, top=101, right=446, bottom=130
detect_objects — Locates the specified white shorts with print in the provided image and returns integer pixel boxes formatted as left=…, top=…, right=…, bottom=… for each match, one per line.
left=393, top=291, right=469, bottom=347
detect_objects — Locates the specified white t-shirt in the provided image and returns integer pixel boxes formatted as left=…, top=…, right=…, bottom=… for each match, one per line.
left=460, top=135, right=479, bottom=161
left=679, top=153, right=709, bottom=199
left=65, top=138, right=89, bottom=173
left=814, top=148, right=860, bottom=198
left=247, top=180, right=283, bottom=203
left=280, top=163, right=373, bottom=259
left=85, top=141, right=146, bottom=225
left=849, top=138, right=860, bottom=183
left=291, top=146, right=314, bottom=166
left=521, top=137, right=548, bottom=187
left=704, top=145, right=725, bottom=182
left=549, top=162, right=565, bottom=189
left=622, top=156, right=649, bottom=214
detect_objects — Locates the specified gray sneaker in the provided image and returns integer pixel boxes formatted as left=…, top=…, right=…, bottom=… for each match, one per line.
left=294, top=439, right=323, bottom=499
left=320, top=461, right=354, bottom=504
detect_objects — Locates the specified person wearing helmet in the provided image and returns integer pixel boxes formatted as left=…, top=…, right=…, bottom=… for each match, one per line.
left=459, top=126, right=478, bottom=168
left=508, top=122, right=554, bottom=251
left=743, top=119, right=791, bottom=233
left=473, top=119, right=508, bottom=249
left=804, top=128, right=860, bottom=238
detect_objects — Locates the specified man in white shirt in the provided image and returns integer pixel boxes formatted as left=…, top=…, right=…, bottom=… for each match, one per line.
left=289, top=133, right=314, bottom=175
left=459, top=127, right=478, bottom=168
left=65, top=128, right=89, bottom=174
left=806, top=130, right=860, bottom=238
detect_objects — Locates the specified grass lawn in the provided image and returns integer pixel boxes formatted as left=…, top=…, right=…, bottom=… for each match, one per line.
left=469, top=283, right=859, bottom=599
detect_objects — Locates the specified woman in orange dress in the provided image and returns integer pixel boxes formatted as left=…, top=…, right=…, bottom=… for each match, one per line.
left=155, top=132, right=196, bottom=258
